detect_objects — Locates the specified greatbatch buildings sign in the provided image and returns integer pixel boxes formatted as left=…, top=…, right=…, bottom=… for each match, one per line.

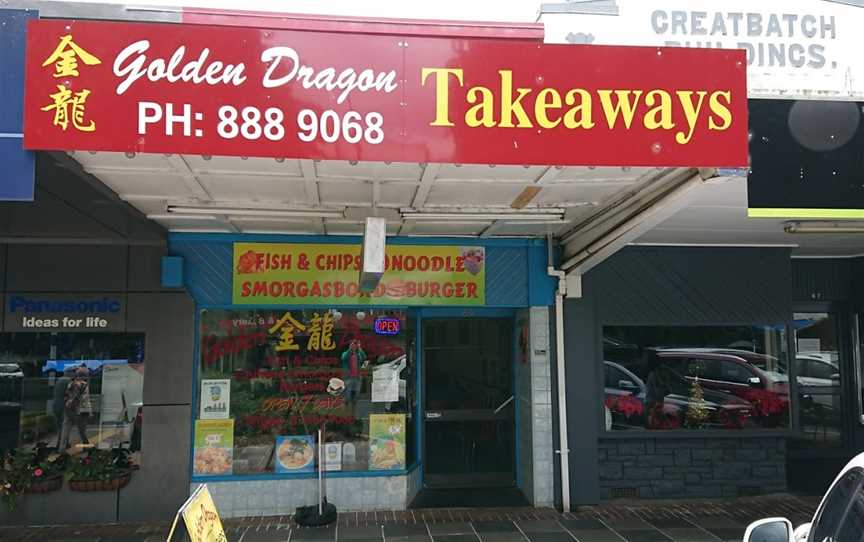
left=21, top=19, right=748, bottom=167
left=541, top=0, right=861, bottom=100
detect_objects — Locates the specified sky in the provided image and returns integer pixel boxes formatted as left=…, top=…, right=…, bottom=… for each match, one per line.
left=52, top=0, right=543, bottom=22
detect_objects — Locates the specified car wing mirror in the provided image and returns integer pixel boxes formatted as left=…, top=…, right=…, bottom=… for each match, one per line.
left=743, top=517, right=794, bottom=542
left=792, top=522, right=811, bottom=542
left=748, top=376, right=763, bottom=387
left=618, top=379, right=638, bottom=390
left=831, top=373, right=840, bottom=381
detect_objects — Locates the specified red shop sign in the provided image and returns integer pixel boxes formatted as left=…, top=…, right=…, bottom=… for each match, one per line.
left=23, top=19, right=748, bottom=167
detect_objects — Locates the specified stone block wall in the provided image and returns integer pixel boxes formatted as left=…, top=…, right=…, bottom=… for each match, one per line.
left=598, top=437, right=787, bottom=499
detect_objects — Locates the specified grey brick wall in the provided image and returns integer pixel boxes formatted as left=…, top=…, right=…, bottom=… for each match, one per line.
left=598, top=437, right=787, bottom=499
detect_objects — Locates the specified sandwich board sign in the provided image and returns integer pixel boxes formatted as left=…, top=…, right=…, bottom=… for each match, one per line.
left=166, top=484, right=227, bottom=542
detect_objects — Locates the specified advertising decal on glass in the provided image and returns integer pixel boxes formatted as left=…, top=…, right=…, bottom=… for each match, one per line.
left=193, top=419, right=234, bottom=476
left=200, top=379, right=231, bottom=420
left=323, top=442, right=342, bottom=472
left=23, top=19, right=747, bottom=167
left=275, top=435, right=316, bottom=473
left=198, top=308, right=412, bottom=475
left=369, top=414, right=406, bottom=470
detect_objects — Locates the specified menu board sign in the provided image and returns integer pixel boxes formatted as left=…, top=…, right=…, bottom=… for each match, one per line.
left=233, top=243, right=485, bottom=306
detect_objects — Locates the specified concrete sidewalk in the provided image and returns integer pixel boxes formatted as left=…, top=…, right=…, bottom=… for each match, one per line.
left=0, top=494, right=821, bottom=542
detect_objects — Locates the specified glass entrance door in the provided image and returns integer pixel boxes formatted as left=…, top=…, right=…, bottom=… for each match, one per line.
left=422, top=318, right=515, bottom=488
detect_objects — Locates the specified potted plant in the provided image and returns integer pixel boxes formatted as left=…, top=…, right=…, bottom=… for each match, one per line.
left=66, top=447, right=134, bottom=492
left=1, top=443, right=68, bottom=511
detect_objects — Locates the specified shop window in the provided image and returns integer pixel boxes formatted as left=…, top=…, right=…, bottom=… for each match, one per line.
left=196, top=309, right=415, bottom=477
left=602, top=325, right=790, bottom=431
left=0, top=332, right=145, bottom=458
left=794, top=312, right=842, bottom=448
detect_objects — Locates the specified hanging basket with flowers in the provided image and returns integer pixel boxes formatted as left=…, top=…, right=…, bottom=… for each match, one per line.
left=1, top=442, right=68, bottom=511
left=66, top=448, right=134, bottom=492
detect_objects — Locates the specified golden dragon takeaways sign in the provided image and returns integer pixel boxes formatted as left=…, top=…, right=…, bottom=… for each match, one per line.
left=233, top=243, right=485, bottom=306
left=23, top=19, right=747, bottom=167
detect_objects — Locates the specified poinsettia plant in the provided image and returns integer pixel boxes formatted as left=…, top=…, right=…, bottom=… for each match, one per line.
left=65, top=447, right=134, bottom=482
left=1, top=442, right=69, bottom=511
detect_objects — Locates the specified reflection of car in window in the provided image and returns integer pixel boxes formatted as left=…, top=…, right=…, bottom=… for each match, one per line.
left=602, top=336, right=640, bottom=366
left=0, top=363, right=23, bottom=378
left=603, top=360, right=754, bottom=430
left=796, top=354, right=841, bottom=411
left=650, top=350, right=790, bottom=425
left=0, top=363, right=24, bottom=406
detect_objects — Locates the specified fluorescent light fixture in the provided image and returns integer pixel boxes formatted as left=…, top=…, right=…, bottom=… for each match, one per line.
left=401, top=209, right=565, bottom=222
left=166, top=205, right=344, bottom=219
left=784, top=221, right=864, bottom=234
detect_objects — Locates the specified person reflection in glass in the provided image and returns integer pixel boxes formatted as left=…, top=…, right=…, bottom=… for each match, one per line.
left=643, top=352, right=677, bottom=430
left=52, top=368, right=72, bottom=449
left=341, top=339, right=367, bottom=405
left=60, top=366, right=91, bottom=448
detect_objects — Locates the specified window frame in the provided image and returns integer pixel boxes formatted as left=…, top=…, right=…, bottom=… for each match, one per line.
left=190, top=305, right=425, bottom=483
left=599, top=323, right=796, bottom=437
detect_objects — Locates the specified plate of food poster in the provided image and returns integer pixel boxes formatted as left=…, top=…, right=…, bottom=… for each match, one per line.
left=369, top=414, right=405, bottom=471
left=193, top=419, right=234, bottom=476
left=275, top=435, right=316, bottom=473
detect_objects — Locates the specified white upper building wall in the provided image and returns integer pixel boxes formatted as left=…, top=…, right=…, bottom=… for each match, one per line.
left=541, top=0, right=864, bottom=101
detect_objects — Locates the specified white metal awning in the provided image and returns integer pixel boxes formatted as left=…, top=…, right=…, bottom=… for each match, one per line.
left=69, top=151, right=655, bottom=238
left=68, top=151, right=864, bottom=258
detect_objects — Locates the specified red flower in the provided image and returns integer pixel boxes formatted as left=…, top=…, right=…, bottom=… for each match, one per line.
left=33, top=468, right=43, bottom=477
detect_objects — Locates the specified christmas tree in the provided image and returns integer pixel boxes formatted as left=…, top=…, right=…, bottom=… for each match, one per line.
left=685, top=377, right=710, bottom=427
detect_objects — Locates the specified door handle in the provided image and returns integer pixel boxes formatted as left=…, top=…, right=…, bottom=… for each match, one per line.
left=493, top=395, right=514, bottom=414
left=425, top=412, right=441, bottom=419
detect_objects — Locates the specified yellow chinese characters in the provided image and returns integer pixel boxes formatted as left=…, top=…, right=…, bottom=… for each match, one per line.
left=41, top=35, right=101, bottom=78
left=307, top=312, right=336, bottom=351
left=40, top=85, right=95, bottom=132
left=40, top=35, right=100, bottom=132
left=268, top=312, right=306, bottom=352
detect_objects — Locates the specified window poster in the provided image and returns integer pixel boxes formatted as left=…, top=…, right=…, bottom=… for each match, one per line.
left=275, top=435, right=316, bottom=473
left=369, top=413, right=406, bottom=470
left=371, top=368, right=399, bottom=403
left=200, top=379, right=231, bottom=420
left=323, top=442, right=342, bottom=471
left=193, top=419, right=234, bottom=476
left=198, top=308, right=412, bottom=475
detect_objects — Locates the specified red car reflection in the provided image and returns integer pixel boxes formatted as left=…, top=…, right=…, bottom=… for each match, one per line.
left=604, top=361, right=754, bottom=430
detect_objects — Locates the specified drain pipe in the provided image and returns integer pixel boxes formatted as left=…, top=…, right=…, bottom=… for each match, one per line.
left=546, top=235, right=571, bottom=511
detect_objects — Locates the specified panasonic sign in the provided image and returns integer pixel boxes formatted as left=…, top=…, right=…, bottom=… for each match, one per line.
left=4, top=294, right=126, bottom=332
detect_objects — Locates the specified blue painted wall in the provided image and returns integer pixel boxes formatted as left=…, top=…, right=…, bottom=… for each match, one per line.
left=0, top=8, right=36, bottom=201
left=168, top=233, right=555, bottom=308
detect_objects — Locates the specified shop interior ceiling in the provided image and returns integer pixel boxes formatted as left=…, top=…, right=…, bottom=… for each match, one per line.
left=67, top=152, right=864, bottom=257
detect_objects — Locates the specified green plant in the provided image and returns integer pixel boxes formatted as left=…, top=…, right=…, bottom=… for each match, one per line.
left=65, top=447, right=133, bottom=482
left=1, top=442, right=69, bottom=511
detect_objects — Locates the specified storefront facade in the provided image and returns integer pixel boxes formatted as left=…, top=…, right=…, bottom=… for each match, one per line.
left=170, top=234, right=558, bottom=515
left=542, top=0, right=864, bottom=506
left=0, top=0, right=754, bottom=523
left=0, top=154, right=196, bottom=525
